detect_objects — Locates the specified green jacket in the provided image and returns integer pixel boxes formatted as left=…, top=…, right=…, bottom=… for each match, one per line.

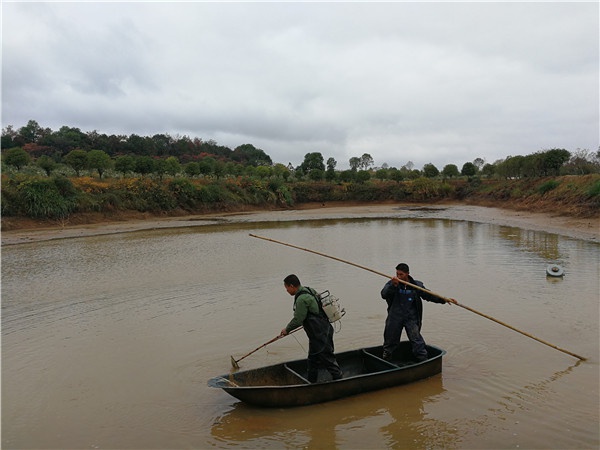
left=285, top=286, right=320, bottom=333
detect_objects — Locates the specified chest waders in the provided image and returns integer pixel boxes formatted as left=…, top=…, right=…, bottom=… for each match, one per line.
left=383, top=285, right=428, bottom=361
left=295, top=289, right=343, bottom=383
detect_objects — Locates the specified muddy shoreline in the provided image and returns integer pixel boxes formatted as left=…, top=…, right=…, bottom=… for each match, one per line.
left=2, top=202, right=598, bottom=246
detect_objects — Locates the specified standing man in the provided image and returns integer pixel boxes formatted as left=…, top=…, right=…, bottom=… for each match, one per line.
left=280, top=274, right=343, bottom=383
left=381, top=263, right=455, bottom=362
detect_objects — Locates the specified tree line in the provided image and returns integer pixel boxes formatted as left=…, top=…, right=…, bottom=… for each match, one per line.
left=2, top=120, right=599, bottom=181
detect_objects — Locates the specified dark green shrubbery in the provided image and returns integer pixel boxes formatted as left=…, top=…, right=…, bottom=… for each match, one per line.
left=2, top=173, right=598, bottom=222
left=587, top=179, right=600, bottom=197
left=537, top=180, right=560, bottom=195
left=3, top=176, right=79, bottom=219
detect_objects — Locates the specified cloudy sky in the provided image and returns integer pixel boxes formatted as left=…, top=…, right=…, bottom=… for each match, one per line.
left=2, top=2, right=598, bottom=170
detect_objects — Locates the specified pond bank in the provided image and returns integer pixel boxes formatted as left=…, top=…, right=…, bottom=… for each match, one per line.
left=2, top=202, right=598, bottom=246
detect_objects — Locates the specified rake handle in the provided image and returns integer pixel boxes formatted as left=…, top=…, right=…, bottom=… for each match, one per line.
left=232, top=327, right=303, bottom=366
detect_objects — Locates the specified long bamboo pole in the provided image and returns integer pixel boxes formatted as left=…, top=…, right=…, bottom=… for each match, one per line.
left=249, top=233, right=587, bottom=361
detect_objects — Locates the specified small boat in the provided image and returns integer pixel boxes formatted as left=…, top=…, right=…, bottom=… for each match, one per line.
left=207, top=341, right=446, bottom=407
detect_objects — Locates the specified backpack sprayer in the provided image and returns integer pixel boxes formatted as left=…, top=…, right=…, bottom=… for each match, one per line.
left=317, top=290, right=345, bottom=329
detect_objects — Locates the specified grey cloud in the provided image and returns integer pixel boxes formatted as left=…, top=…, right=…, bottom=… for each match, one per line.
left=2, top=2, right=597, bottom=170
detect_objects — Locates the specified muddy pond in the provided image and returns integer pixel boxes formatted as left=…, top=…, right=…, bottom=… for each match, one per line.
left=2, top=207, right=599, bottom=449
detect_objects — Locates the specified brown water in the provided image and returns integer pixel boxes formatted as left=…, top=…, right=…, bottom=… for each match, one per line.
left=2, top=216, right=599, bottom=449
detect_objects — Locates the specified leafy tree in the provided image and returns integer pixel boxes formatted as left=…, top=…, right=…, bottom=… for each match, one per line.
left=37, top=155, right=57, bottom=176
left=389, top=168, right=404, bottom=182
left=100, top=134, right=128, bottom=156
left=480, top=163, right=496, bottom=178
left=442, top=164, right=460, bottom=178
left=359, top=153, right=374, bottom=170
left=461, top=162, right=478, bottom=177
left=375, top=168, right=389, bottom=180
left=64, top=149, right=88, bottom=176
left=2, top=147, right=31, bottom=170
left=562, top=149, right=600, bottom=175
left=115, top=155, right=136, bottom=174
left=163, top=156, right=181, bottom=177
left=273, top=163, right=291, bottom=180
left=232, top=144, right=272, bottom=166
left=300, top=152, right=325, bottom=173
left=151, top=133, right=174, bottom=157
left=356, top=170, right=371, bottom=183
left=43, top=126, right=88, bottom=154
left=408, top=169, right=422, bottom=179
left=1, top=125, right=18, bottom=148
left=496, top=155, right=525, bottom=179
left=308, top=169, right=325, bottom=181
left=326, top=157, right=337, bottom=181
left=339, top=170, right=357, bottom=182
left=18, top=119, right=49, bottom=144
left=185, top=162, right=201, bottom=177
left=255, top=165, right=272, bottom=178
left=213, top=160, right=226, bottom=178
left=244, top=165, right=257, bottom=177
left=401, top=167, right=421, bottom=179
left=226, top=161, right=244, bottom=176
left=154, top=159, right=168, bottom=180
left=541, top=148, right=570, bottom=176
left=349, top=157, right=360, bottom=171
left=423, top=163, right=439, bottom=178
left=473, top=157, right=485, bottom=170
left=198, top=157, right=216, bottom=176
left=125, top=134, right=152, bottom=156
left=135, top=156, right=156, bottom=176
left=521, top=154, right=542, bottom=177
left=326, top=157, right=337, bottom=172
left=86, top=149, right=112, bottom=178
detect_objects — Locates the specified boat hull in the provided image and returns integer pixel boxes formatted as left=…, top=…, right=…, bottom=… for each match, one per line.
left=208, top=342, right=445, bottom=407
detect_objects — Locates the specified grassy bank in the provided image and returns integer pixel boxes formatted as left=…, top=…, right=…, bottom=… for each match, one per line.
left=2, top=174, right=598, bottom=231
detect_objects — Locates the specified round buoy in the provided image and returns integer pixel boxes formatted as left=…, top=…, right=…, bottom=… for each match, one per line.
left=546, top=264, right=564, bottom=277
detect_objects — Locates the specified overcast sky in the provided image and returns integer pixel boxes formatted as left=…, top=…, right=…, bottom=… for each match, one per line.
left=2, top=2, right=598, bottom=170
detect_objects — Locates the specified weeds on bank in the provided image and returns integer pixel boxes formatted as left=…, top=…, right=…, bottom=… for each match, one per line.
left=2, top=173, right=599, bottom=221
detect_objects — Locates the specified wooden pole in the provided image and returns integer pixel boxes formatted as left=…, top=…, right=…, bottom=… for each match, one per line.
left=249, top=233, right=587, bottom=361
left=231, top=326, right=302, bottom=369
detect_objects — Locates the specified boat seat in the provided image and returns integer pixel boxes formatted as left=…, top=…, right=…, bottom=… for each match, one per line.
left=361, top=350, right=399, bottom=369
left=283, top=364, right=311, bottom=384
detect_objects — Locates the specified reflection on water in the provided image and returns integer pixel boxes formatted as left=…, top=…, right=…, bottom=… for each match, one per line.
left=2, top=216, right=599, bottom=449
left=499, top=226, right=565, bottom=262
left=211, top=375, right=461, bottom=449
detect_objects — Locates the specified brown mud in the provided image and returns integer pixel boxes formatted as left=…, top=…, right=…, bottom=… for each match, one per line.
left=2, top=201, right=598, bottom=246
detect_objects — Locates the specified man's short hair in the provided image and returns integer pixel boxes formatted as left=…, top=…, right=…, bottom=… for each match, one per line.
left=395, top=263, right=410, bottom=273
left=283, top=274, right=301, bottom=287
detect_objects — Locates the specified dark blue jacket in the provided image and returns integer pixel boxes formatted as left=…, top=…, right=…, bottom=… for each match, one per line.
left=381, top=276, right=445, bottom=329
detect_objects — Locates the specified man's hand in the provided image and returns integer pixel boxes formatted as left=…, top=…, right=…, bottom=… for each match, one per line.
left=446, top=298, right=458, bottom=305
left=280, top=328, right=288, bottom=337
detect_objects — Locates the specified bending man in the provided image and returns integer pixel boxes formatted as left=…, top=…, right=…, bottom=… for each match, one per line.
left=280, top=274, right=343, bottom=383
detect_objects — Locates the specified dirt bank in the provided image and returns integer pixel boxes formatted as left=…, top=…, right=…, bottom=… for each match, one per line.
left=2, top=202, right=598, bottom=246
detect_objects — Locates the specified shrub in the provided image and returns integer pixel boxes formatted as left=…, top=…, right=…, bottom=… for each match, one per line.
left=538, top=180, right=560, bottom=195
left=588, top=180, right=600, bottom=197
left=16, top=176, right=78, bottom=219
left=198, top=183, right=235, bottom=204
left=168, top=178, right=198, bottom=209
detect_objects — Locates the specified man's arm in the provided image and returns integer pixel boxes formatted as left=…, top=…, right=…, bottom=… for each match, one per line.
left=284, top=296, right=309, bottom=332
